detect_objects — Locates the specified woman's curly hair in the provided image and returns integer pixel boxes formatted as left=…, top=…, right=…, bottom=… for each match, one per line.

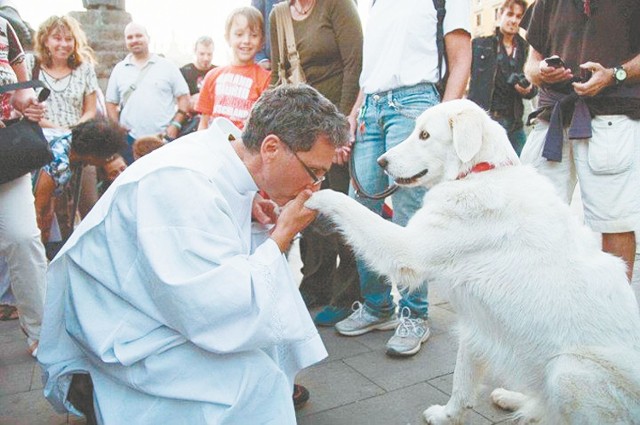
left=34, top=15, right=96, bottom=69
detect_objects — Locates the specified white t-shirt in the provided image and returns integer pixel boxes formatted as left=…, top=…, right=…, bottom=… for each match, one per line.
left=360, top=0, right=471, bottom=94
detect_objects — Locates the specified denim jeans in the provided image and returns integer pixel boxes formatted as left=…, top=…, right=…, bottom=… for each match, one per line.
left=349, top=83, right=440, bottom=319
left=493, top=115, right=526, bottom=156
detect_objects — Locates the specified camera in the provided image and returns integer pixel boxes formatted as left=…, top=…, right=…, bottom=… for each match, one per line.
left=507, top=73, right=531, bottom=88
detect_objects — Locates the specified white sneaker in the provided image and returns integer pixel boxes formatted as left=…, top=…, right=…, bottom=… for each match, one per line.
left=386, top=307, right=430, bottom=356
left=335, top=301, right=399, bottom=336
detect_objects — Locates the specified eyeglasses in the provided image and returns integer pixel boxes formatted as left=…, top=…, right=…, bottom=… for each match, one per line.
left=290, top=149, right=326, bottom=186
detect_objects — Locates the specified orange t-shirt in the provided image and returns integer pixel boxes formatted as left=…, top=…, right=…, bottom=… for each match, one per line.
left=195, top=64, right=271, bottom=130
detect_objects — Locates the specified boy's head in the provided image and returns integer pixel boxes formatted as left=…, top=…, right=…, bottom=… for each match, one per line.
left=132, top=135, right=165, bottom=161
left=224, top=6, right=264, bottom=66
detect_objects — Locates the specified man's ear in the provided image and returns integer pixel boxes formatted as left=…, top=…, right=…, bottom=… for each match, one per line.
left=449, top=107, right=484, bottom=163
left=260, top=135, right=282, bottom=162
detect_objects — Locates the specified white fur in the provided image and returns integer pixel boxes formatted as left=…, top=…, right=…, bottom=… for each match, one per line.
left=306, top=100, right=640, bottom=424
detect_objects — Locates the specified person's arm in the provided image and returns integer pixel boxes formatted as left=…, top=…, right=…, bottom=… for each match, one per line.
left=33, top=171, right=56, bottom=244
left=573, top=53, right=640, bottom=97
left=524, top=47, right=573, bottom=87
left=165, top=94, right=190, bottom=139
left=105, top=102, right=120, bottom=123
left=268, top=10, right=280, bottom=87
left=442, top=29, right=471, bottom=101
left=198, top=113, right=210, bottom=130
left=331, top=0, right=363, bottom=115
left=77, top=91, right=97, bottom=124
left=347, top=88, right=364, bottom=143
left=8, top=30, right=44, bottom=122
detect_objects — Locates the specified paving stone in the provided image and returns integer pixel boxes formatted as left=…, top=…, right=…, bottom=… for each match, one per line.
left=0, top=339, right=32, bottom=367
left=295, top=359, right=385, bottom=417
left=31, top=363, right=45, bottom=391
left=0, top=360, right=32, bottom=396
left=0, top=389, right=68, bottom=425
left=428, top=373, right=513, bottom=424
left=0, top=320, right=25, bottom=345
left=342, top=332, right=458, bottom=392
left=298, top=382, right=492, bottom=425
left=316, top=326, right=373, bottom=361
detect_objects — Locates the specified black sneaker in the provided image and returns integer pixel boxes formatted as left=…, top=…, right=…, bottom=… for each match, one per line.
left=292, top=384, right=310, bottom=409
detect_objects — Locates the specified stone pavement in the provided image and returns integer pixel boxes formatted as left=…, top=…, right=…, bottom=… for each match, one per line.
left=2, top=243, right=640, bottom=425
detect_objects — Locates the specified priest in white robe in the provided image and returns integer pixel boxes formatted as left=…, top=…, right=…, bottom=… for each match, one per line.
left=38, top=85, right=349, bottom=424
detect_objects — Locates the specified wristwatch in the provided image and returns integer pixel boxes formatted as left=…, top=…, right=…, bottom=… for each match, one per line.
left=613, top=65, right=627, bottom=86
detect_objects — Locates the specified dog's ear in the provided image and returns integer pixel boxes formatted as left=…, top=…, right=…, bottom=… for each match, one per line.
left=449, top=107, right=484, bottom=163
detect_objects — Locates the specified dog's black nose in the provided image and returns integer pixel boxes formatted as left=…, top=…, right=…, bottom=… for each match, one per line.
left=378, top=157, right=388, bottom=169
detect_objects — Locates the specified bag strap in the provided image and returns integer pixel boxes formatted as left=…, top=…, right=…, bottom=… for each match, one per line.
left=121, top=61, right=154, bottom=110
left=0, top=79, right=46, bottom=94
left=433, top=0, right=446, bottom=83
left=274, top=3, right=303, bottom=76
left=274, top=3, right=289, bottom=83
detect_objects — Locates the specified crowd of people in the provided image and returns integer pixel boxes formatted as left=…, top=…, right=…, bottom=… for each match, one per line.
left=0, top=0, right=638, bottom=423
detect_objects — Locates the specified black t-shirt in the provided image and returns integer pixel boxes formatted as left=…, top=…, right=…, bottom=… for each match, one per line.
left=179, top=63, right=216, bottom=95
left=491, top=41, right=519, bottom=116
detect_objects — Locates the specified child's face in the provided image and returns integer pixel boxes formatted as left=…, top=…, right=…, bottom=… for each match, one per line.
left=226, top=15, right=262, bottom=66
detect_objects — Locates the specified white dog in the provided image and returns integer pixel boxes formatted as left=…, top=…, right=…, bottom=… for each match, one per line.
left=305, top=99, right=640, bottom=424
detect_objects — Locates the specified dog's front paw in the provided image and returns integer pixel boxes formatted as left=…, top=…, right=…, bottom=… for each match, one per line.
left=423, top=405, right=458, bottom=425
left=305, top=189, right=349, bottom=215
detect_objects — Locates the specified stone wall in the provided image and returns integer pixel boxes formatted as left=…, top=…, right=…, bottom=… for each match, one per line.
left=69, top=8, right=131, bottom=91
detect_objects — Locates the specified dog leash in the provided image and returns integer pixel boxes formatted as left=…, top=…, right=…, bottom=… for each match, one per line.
left=349, top=138, right=398, bottom=200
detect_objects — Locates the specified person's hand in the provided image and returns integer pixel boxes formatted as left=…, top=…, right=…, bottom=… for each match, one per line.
left=347, top=113, right=357, bottom=144
left=21, top=99, right=46, bottom=122
left=538, top=59, right=573, bottom=85
left=333, top=145, right=351, bottom=166
left=258, top=59, right=271, bottom=71
left=270, top=189, right=317, bottom=252
left=514, top=83, right=533, bottom=96
left=572, top=62, right=614, bottom=97
left=252, top=193, right=278, bottom=225
left=165, top=123, right=180, bottom=140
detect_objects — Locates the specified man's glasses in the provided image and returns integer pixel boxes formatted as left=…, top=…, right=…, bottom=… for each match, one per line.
left=290, top=149, right=326, bottom=186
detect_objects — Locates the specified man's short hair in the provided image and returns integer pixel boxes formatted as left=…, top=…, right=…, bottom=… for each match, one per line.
left=195, top=36, right=214, bottom=51
left=242, top=84, right=349, bottom=153
left=499, top=0, right=527, bottom=13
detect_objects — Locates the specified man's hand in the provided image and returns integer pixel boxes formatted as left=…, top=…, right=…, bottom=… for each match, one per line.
left=514, top=83, right=533, bottom=96
left=572, top=62, right=614, bottom=97
left=537, top=59, right=573, bottom=85
left=165, top=123, right=180, bottom=140
left=252, top=193, right=278, bottom=225
left=13, top=90, right=46, bottom=122
left=270, top=189, right=317, bottom=252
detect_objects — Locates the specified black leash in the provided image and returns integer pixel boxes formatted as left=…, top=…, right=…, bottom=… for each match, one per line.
left=349, top=139, right=398, bottom=200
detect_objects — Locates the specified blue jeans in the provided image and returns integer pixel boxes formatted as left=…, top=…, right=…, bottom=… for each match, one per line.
left=493, top=115, right=526, bottom=156
left=349, top=83, right=439, bottom=319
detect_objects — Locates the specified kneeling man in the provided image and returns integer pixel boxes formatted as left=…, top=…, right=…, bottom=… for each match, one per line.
left=38, top=85, right=348, bottom=424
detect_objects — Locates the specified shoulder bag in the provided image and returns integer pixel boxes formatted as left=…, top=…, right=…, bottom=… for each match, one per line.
left=0, top=80, right=52, bottom=184
left=274, top=2, right=306, bottom=85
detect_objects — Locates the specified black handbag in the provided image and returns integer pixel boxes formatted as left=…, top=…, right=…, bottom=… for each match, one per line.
left=0, top=80, right=52, bottom=184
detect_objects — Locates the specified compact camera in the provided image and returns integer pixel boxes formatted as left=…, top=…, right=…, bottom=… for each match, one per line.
left=507, top=73, right=531, bottom=88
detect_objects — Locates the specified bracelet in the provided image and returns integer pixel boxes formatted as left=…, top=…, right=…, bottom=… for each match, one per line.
left=170, top=120, right=182, bottom=130
left=176, top=109, right=188, bottom=117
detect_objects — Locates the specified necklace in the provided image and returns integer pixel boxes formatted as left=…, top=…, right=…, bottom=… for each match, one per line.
left=40, top=69, right=73, bottom=93
left=292, top=0, right=315, bottom=16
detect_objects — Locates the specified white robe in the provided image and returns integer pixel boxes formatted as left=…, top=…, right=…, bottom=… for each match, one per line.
left=38, top=127, right=327, bottom=424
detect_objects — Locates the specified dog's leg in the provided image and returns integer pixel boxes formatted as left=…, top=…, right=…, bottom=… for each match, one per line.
left=423, top=341, right=484, bottom=424
left=306, top=190, right=421, bottom=287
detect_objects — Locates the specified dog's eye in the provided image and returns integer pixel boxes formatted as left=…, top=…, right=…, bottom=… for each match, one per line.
left=419, top=130, right=429, bottom=140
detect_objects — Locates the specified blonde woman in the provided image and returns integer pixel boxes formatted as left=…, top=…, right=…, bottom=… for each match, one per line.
left=28, top=15, right=98, bottom=129
left=28, top=15, right=101, bottom=249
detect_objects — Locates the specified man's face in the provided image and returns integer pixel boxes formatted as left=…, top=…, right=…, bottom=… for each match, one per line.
left=263, top=135, right=336, bottom=207
left=195, top=43, right=213, bottom=71
left=125, top=24, right=150, bottom=56
left=103, top=157, right=127, bottom=181
left=498, top=4, right=524, bottom=37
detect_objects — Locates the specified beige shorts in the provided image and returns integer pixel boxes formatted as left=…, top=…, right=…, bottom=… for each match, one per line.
left=521, top=115, right=640, bottom=233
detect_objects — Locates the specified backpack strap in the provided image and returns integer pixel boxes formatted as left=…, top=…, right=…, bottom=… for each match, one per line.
left=433, top=0, right=446, bottom=84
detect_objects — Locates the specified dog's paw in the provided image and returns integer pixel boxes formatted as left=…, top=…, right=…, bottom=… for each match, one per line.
left=490, top=388, right=526, bottom=411
left=305, top=189, right=349, bottom=214
left=423, top=405, right=458, bottom=425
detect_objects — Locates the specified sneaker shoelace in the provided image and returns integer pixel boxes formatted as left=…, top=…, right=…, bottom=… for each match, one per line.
left=349, top=300, right=366, bottom=320
left=395, top=307, right=421, bottom=337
